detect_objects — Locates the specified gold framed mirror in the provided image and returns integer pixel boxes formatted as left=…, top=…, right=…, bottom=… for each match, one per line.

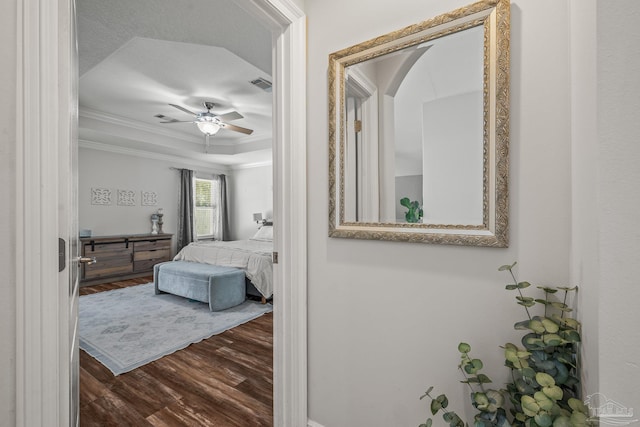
left=328, top=0, right=510, bottom=247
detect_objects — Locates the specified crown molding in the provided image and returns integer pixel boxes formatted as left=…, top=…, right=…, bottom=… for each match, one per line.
left=230, top=159, right=273, bottom=170
left=79, top=139, right=231, bottom=173
left=80, top=107, right=202, bottom=143
left=79, top=106, right=271, bottom=146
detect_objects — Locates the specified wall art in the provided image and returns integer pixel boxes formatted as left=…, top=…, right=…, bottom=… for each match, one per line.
left=141, top=191, right=158, bottom=206
left=117, top=189, right=137, bottom=206
left=91, top=188, right=112, bottom=205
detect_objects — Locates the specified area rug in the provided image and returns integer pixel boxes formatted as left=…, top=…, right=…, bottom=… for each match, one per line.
left=79, top=283, right=272, bottom=376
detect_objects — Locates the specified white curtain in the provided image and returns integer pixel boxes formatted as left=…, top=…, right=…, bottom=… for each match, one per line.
left=212, top=174, right=230, bottom=241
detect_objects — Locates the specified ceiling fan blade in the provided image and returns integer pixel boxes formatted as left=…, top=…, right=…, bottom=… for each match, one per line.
left=220, top=122, right=254, bottom=135
left=169, top=103, right=197, bottom=116
left=216, top=111, right=243, bottom=122
left=159, top=120, right=195, bottom=124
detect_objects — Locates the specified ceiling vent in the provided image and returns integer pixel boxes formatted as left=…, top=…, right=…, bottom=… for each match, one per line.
left=250, top=77, right=272, bottom=92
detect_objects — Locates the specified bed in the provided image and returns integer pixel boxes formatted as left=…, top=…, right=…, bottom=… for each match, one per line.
left=171, top=226, right=273, bottom=299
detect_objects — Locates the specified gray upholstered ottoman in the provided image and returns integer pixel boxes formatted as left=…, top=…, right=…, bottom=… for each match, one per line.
left=153, top=261, right=246, bottom=311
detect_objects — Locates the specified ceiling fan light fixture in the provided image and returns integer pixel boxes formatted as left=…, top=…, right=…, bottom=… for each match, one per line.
left=196, top=119, right=221, bottom=135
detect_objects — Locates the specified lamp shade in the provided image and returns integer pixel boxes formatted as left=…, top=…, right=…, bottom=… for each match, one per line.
left=253, top=213, right=263, bottom=222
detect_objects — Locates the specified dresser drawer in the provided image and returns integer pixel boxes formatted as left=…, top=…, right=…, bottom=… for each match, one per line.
left=84, top=257, right=133, bottom=279
left=83, top=241, right=132, bottom=255
left=134, top=248, right=171, bottom=261
left=134, top=239, right=171, bottom=251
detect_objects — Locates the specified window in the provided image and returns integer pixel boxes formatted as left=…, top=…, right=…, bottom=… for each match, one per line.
left=194, top=178, right=217, bottom=238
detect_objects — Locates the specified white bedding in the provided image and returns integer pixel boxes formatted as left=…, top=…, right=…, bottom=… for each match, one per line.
left=173, top=239, right=273, bottom=298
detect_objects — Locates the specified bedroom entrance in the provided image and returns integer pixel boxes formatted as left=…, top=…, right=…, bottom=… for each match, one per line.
left=74, top=0, right=294, bottom=425
left=15, top=0, right=306, bottom=426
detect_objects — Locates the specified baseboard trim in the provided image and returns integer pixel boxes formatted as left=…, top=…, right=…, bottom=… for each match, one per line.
left=308, top=420, right=326, bottom=427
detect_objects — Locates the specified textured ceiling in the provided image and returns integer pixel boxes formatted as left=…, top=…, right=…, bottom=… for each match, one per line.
left=77, top=0, right=273, bottom=166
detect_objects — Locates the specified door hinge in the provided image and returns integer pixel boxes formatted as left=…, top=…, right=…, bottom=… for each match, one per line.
left=58, top=238, right=66, bottom=272
left=354, top=119, right=362, bottom=133
left=272, top=251, right=279, bottom=264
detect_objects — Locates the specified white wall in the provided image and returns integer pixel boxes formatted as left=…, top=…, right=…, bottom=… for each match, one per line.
left=78, top=148, right=272, bottom=247
left=307, top=0, right=573, bottom=426
left=569, top=0, right=599, bottom=404
left=0, top=1, right=17, bottom=425
left=595, top=0, right=640, bottom=412
left=78, top=147, right=228, bottom=253
left=229, top=164, right=273, bottom=240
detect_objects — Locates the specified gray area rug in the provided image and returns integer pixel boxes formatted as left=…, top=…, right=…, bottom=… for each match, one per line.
left=79, top=283, right=272, bottom=376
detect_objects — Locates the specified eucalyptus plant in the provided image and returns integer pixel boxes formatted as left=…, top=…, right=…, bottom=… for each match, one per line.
left=400, top=197, right=424, bottom=223
left=420, top=262, right=591, bottom=427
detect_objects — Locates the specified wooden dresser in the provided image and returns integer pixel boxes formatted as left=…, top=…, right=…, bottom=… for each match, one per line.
left=80, top=233, right=173, bottom=285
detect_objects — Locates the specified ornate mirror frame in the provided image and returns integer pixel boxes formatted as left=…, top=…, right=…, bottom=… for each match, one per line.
left=328, top=0, right=510, bottom=247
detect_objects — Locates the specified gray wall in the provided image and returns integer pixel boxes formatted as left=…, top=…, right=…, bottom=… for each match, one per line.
left=305, top=0, right=639, bottom=425
left=0, top=0, right=17, bottom=424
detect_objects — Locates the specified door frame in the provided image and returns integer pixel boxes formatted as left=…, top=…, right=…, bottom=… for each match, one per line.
left=14, top=0, right=307, bottom=426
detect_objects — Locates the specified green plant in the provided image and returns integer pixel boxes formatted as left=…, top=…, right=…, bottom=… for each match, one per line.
left=420, top=262, right=590, bottom=427
left=400, top=197, right=424, bottom=223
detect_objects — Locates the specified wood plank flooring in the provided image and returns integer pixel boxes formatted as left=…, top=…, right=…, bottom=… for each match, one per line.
left=79, top=277, right=273, bottom=426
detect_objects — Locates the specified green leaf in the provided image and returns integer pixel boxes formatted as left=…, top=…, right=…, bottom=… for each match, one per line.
left=474, top=392, right=490, bottom=410
left=430, top=399, right=442, bottom=415
left=535, top=413, right=553, bottom=427
left=542, top=334, right=565, bottom=346
left=570, top=411, right=589, bottom=427
left=458, top=342, right=471, bottom=353
left=536, top=372, right=556, bottom=387
left=537, top=286, right=558, bottom=294
left=498, top=262, right=517, bottom=271
left=541, top=318, right=560, bottom=333
left=437, top=394, right=449, bottom=409
left=534, top=391, right=554, bottom=411
left=514, top=320, right=531, bottom=330
left=420, top=386, right=434, bottom=400
left=518, top=300, right=537, bottom=308
left=522, top=367, right=536, bottom=378
left=420, top=420, right=433, bottom=427
left=560, top=330, right=581, bottom=343
left=557, top=286, right=578, bottom=292
left=477, top=374, right=492, bottom=384
left=568, top=398, right=589, bottom=414
left=529, top=319, right=546, bottom=334
left=517, top=296, right=535, bottom=303
left=552, top=416, right=572, bottom=427
left=521, top=395, right=540, bottom=417
left=542, top=385, right=563, bottom=401
left=486, top=389, right=505, bottom=411
left=535, top=299, right=552, bottom=305
left=506, top=284, right=518, bottom=290
left=471, top=359, right=483, bottom=370
left=518, top=281, right=532, bottom=289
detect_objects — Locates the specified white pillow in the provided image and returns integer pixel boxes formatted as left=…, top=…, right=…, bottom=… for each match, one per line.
left=251, top=225, right=273, bottom=241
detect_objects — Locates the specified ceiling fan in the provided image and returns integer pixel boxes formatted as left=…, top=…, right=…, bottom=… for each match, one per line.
left=155, top=101, right=254, bottom=137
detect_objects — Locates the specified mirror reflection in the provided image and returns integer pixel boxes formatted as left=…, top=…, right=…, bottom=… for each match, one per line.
left=344, top=25, right=484, bottom=225
left=329, top=0, right=510, bottom=246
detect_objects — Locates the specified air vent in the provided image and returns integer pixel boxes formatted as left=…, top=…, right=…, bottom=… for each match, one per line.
left=250, top=77, right=272, bottom=92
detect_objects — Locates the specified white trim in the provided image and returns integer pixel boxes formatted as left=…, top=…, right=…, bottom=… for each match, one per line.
left=230, top=160, right=273, bottom=170
left=79, top=139, right=232, bottom=174
left=17, top=0, right=307, bottom=426
left=308, top=420, right=327, bottom=427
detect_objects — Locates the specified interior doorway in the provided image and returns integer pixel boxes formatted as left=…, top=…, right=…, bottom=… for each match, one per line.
left=14, top=1, right=307, bottom=426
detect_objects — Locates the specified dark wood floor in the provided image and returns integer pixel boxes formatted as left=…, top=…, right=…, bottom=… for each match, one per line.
left=79, top=277, right=273, bottom=426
